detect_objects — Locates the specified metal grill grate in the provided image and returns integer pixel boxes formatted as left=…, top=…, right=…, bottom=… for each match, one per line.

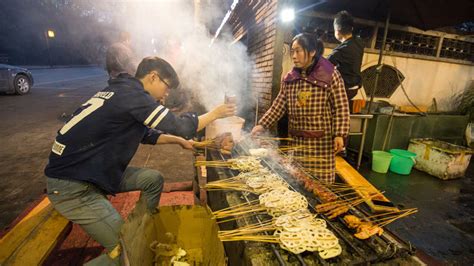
left=361, top=64, right=405, bottom=98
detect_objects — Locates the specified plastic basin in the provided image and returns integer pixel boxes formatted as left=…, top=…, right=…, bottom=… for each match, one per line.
left=372, top=151, right=393, bottom=173
left=389, top=149, right=417, bottom=175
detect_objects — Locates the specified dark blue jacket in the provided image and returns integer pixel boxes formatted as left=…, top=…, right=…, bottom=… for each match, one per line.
left=45, top=74, right=198, bottom=194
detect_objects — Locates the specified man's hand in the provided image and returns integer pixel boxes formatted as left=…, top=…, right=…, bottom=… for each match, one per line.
left=179, top=139, right=194, bottom=151
left=334, top=136, right=344, bottom=153
left=251, top=125, right=265, bottom=136
left=157, top=134, right=194, bottom=151
left=212, top=103, right=236, bottom=119
left=197, top=103, right=236, bottom=131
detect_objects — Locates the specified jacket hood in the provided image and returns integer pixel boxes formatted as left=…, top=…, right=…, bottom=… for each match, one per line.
left=108, top=73, right=144, bottom=89
left=283, top=57, right=335, bottom=88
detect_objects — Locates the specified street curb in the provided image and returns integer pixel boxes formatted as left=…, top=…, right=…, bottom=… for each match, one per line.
left=19, top=65, right=101, bottom=70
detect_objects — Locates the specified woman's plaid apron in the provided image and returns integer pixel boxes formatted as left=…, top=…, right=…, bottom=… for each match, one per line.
left=259, top=59, right=350, bottom=183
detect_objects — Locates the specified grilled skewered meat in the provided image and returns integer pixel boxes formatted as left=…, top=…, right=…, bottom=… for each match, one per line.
left=354, top=222, right=384, bottom=239
left=343, top=215, right=361, bottom=229
left=327, top=205, right=350, bottom=219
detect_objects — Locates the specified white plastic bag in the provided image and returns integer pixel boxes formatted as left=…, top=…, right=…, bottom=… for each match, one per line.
left=466, top=122, right=473, bottom=148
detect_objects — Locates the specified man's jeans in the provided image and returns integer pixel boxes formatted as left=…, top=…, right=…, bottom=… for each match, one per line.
left=46, top=167, right=164, bottom=264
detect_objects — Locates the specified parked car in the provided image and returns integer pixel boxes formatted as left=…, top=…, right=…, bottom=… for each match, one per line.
left=0, top=64, right=34, bottom=95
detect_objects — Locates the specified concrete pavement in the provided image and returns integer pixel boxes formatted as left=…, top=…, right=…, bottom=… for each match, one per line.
left=0, top=66, right=196, bottom=233
left=0, top=67, right=108, bottom=230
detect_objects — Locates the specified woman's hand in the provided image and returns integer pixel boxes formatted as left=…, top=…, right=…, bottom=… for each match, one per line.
left=251, top=125, right=265, bottom=136
left=334, top=136, right=344, bottom=153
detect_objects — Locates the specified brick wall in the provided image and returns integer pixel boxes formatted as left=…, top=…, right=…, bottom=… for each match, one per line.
left=229, top=0, right=284, bottom=123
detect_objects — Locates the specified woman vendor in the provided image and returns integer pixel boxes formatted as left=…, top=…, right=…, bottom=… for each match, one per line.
left=251, top=33, right=350, bottom=183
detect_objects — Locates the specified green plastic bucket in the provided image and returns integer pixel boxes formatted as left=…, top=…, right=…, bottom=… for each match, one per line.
left=389, top=149, right=417, bottom=175
left=372, top=151, right=393, bottom=173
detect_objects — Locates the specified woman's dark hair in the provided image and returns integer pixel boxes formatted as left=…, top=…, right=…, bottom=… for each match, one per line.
left=315, top=38, right=324, bottom=57
left=334, top=10, right=354, bottom=35
left=291, top=33, right=324, bottom=62
left=135, top=56, right=180, bottom=89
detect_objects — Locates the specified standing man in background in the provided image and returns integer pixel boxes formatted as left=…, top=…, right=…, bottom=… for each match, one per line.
left=328, top=11, right=364, bottom=101
left=106, top=31, right=137, bottom=79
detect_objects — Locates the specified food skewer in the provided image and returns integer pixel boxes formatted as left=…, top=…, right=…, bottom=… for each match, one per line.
left=343, top=208, right=418, bottom=239
left=254, top=136, right=294, bottom=141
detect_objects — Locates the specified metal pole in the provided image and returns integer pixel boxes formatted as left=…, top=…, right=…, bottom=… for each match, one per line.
left=357, top=118, right=368, bottom=169
left=382, top=109, right=395, bottom=151
left=366, top=10, right=391, bottom=114
left=44, top=32, right=53, bottom=68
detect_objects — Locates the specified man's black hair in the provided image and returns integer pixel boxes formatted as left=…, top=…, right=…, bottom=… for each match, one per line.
left=119, top=31, right=131, bottom=43
left=135, top=56, right=180, bottom=89
left=334, top=10, right=354, bottom=35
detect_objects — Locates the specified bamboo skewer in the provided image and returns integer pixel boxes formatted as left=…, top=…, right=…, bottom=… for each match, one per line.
left=219, top=235, right=280, bottom=243
left=205, top=185, right=254, bottom=193
left=346, top=192, right=383, bottom=206
left=213, top=206, right=267, bottom=219
left=278, top=145, right=318, bottom=150
left=195, top=161, right=231, bottom=166
left=317, top=192, right=382, bottom=213
left=316, top=199, right=355, bottom=213
left=254, top=136, right=294, bottom=141
left=333, top=190, right=365, bottom=198
left=324, top=183, right=369, bottom=190
left=205, top=176, right=243, bottom=184
left=214, top=199, right=260, bottom=212
left=372, top=208, right=418, bottom=227
left=216, top=212, right=261, bottom=224
left=363, top=209, right=408, bottom=220
left=377, top=210, right=417, bottom=227
left=330, top=186, right=360, bottom=193
left=218, top=222, right=275, bottom=237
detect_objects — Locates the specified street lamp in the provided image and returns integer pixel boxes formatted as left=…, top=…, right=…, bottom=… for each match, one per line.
left=45, top=29, right=55, bottom=67
left=281, top=7, right=295, bottom=23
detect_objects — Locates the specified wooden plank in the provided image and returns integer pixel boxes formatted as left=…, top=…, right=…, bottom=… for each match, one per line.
left=0, top=197, right=51, bottom=262
left=0, top=197, right=70, bottom=265
left=6, top=210, right=70, bottom=265
left=335, top=156, right=399, bottom=213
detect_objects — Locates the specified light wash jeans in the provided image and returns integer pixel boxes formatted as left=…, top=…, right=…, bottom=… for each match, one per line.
left=46, top=167, right=164, bottom=265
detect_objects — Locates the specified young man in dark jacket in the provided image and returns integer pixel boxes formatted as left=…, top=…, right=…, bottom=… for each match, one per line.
left=327, top=11, right=365, bottom=101
left=45, top=56, right=235, bottom=265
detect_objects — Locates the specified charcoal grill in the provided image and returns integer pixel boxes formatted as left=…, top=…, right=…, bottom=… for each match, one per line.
left=204, top=138, right=419, bottom=265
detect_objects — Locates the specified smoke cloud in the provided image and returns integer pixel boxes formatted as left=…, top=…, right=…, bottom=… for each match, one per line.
left=120, top=0, right=253, bottom=112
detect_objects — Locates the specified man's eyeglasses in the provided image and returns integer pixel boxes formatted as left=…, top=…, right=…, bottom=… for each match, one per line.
left=154, top=72, right=171, bottom=89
